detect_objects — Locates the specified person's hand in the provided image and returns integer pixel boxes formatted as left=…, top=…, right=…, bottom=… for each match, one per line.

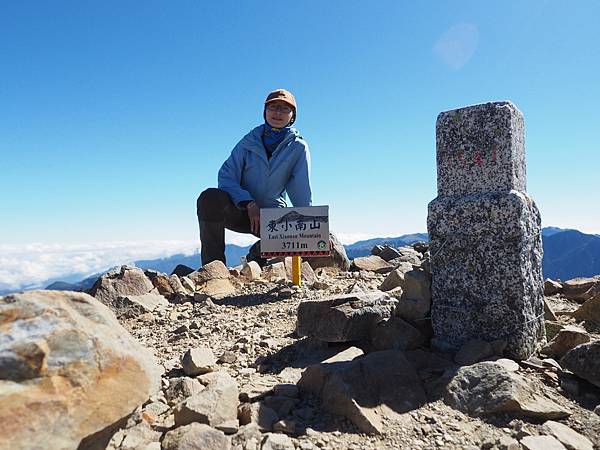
left=247, top=201, right=260, bottom=236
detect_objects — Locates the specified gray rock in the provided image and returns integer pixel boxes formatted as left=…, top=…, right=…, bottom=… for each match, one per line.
left=394, top=269, right=431, bottom=322
left=544, top=297, right=558, bottom=321
left=543, top=420, right=594, bottom=450
left=520, top=435, right=567, bottom=450
left=561, top=277, right=600, bottom=303
left=560, top=340, right=600, bottom=388
left=296, top=292, right=394, bottom=342
left=182, top=347, right=217, bottom=376
left=444, top=361, right=569, bottom=419
left=165, top=377, right=205, bottom=406
left=454, top=339, right=495, bottom=365
left=350, top=255, right=394, bottom=274
left=301, top=261, right=317, bottom=285
left=379, top=265, right=410, bottom=292
left=261, top=433, right=295, bottom=450
left=0, top=291, right=161, bottom=450
left=168, top=274, right=188, bottom=296
left=118, top=423, right=161, bottom=450
left=162, top=423, right=230, bottom=450
left=174, top=371, right=239, bottom=427
left=572, top=292, right=600, bottom=323
left=90, top=265, right=154, bottom=307
left=112, top=293, right=169, bottom=318
left=544, top=279, right=563, bottom=296
left=377, top=245, right=403, bottom=262
left=304, top=232, right=351, bottom=271
left=541, top=326, right=591, bottom=358
left=370, top=316, right=426, bottom=351
left=238, top=402, right=279, bottom=431
left=298, top=350, right=426, bottom=434
left=428, top=102, right=544, bottom=360
left=262, top=262, right=287, bottom=281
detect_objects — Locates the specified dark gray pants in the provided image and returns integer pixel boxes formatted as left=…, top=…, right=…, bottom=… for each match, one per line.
left=196, top=188, right=257, bottom=266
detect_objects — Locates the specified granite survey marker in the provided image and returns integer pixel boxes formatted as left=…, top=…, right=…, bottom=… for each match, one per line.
left=427, top=101, right=544, bottom=359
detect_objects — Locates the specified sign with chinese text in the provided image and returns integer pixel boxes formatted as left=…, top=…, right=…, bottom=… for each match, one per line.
left=260, top=206, right=330, bottom=257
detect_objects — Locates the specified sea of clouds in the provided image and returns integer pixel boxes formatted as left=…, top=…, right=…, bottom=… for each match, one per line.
left=0, top=231, right=372, bottom=293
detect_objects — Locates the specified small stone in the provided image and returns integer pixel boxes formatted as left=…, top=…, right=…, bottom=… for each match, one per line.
left=219, top=351, right=237, bottom=364
left=182, top=347, right=217, bottom=376
left=542, top=326, right=591, bottom=358
left=261, top=433, right=295, bottom=450
left=215, top=418, right=239, bottom=434
left=162, top=423, right=229, bottom=450
left=241, top=261, right=262, bottom=281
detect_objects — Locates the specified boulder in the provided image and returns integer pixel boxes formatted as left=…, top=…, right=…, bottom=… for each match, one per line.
left=112, top=293, right=169, bottom=318
left=350, top=255, right=394, bottom=274
left=182, top=347, right=217, bottom=376
left=379, top=264, right=411, bottom=292
left=90, top=265, right=154, bottom=307
left=370, top=317, right=426, bottom=351
left=572, top=292, right=600, bottom=323
left=377, top=245, right=403, bottom=262
left=171, top=264, right=196, bottom=278
left=543, top=420, right=594, bottom=450
left=0, top=291, right=161, bottom=450
left=174, top=371, right=239, bottom=427
left=444, top=361, right=569, bottom=419
left=298, top=350, right=426, bottom=434
left=560, top=340, right=600, bottom=388
left=162, top=423, right=230, bottom=450
left=561, top=277, right=600, bottom=303
left=394, top=269, right=432, bottom=322
left=454, top=339, right=496, bottom=366
left=304, top=232, right=351, bottom=271
left=296, top=292, right=394, bottom=342
left=197, top=278, right=236, bottom=299
left=541, top=326, right=591, bottom=358
left=190, top=260, right=231, bottom=286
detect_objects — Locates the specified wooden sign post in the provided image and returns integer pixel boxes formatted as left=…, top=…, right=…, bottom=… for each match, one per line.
left=260, top=206, right=331, bottom=286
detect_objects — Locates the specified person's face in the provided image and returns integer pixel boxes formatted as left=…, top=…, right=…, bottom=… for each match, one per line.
left=265, top=100, right=294, bottom=128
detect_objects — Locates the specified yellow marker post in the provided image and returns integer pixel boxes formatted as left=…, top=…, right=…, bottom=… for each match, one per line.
left=292, top=256, right=302, bottom=286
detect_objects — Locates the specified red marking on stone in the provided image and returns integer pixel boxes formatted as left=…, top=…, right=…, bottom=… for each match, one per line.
left=474, top=151, right=483, bottom=166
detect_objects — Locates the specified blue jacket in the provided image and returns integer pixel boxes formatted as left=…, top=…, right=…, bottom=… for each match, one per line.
left=218, top=124, right=312, bottom=208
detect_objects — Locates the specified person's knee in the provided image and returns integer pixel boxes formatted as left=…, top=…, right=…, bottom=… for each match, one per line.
left=197, top=188, right=229, bottom=221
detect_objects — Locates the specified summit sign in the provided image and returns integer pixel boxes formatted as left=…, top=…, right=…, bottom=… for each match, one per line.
left=260, top=206, right=330, bottom=257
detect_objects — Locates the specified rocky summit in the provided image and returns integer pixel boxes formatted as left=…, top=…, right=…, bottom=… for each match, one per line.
left=1, top=245, right=599, bottom=450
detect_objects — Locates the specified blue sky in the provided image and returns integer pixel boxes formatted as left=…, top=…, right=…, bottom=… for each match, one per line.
left=1, top=1, right=599, bottom=288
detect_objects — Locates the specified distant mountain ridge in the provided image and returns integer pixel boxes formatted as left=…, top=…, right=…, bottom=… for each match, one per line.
left=1, top=227, right=598, bottom=296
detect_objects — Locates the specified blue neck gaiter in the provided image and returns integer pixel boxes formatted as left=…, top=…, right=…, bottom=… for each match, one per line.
left=262, top=122, right=291, bottom=159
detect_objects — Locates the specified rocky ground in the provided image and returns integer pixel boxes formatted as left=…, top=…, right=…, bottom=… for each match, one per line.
left=2, top=243, right=600, bottom=450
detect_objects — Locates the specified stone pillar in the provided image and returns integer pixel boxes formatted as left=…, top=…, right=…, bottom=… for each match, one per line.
left=427, top=101, right=544, bottom=360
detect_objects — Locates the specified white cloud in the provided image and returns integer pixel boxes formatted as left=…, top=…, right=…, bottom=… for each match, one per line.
left=0, top=240, right=201, bottom=292
left=433, top=23, right=479, bottom=70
